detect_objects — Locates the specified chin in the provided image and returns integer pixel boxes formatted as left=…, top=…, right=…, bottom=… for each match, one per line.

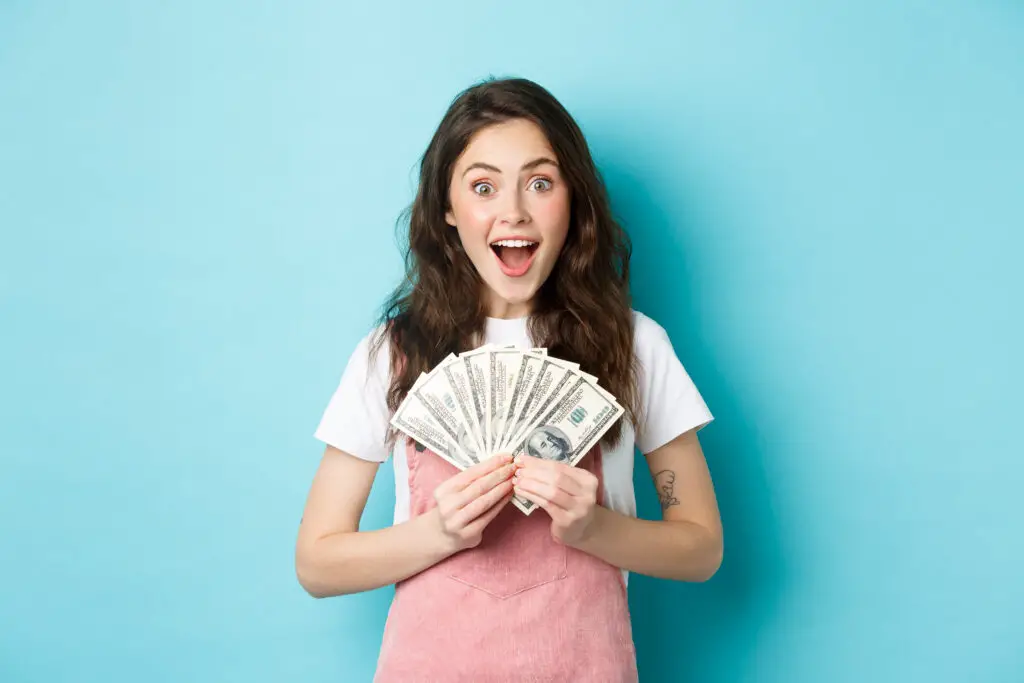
left=506, top=278, right=545, bottom=298
left=495, top=290, right=536, bottom=308
left=486, top=281, right=539, bottom=309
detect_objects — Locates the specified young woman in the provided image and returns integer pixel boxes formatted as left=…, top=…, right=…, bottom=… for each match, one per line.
left=296, top=77, right=723, bottom=682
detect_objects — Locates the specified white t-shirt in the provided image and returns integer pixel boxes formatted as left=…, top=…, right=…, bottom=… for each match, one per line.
left=315, top=310, right=713, bottom=529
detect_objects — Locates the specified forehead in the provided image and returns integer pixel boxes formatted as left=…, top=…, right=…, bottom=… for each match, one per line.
left=455, top=119, right=556, bottom=170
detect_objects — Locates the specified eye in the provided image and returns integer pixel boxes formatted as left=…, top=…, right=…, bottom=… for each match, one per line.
left=472, top=181, right=495, bottom=196
left=530, top=178, right=553, bottom=192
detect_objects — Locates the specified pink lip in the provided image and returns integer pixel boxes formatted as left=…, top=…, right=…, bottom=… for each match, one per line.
left=492, top=245, right=538, bottom=278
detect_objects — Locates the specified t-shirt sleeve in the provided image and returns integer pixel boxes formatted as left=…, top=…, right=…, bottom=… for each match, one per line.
left=313, top=329, right=392, bottom=463
left=634, top=313, right=714, bottom=454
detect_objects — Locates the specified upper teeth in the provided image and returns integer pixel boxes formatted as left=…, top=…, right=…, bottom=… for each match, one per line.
left=492, top=239, right=536, bottom=248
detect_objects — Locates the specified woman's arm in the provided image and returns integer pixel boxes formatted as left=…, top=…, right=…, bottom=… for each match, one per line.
left=295, top=446, right=514, bottom=598
left=294, top=446, right=446, bottom=598
left=512, top=429, right=723, bottom=582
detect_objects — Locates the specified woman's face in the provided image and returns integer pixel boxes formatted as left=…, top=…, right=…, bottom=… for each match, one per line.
left=446, top=119, right=571, bottom=319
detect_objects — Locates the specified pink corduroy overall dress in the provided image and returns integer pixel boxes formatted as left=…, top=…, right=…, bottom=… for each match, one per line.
left=372, top=440, right=639, bottom=682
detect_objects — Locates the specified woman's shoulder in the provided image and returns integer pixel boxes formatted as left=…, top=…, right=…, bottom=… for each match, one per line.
left=627, top=309, right=713, bottom=449
left=342, top=322, right=392, bottom=384
left=629, top=309, right=673, bottom=351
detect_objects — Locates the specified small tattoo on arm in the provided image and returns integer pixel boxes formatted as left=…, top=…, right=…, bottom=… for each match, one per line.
left=654, top=470, right=680, bottom=510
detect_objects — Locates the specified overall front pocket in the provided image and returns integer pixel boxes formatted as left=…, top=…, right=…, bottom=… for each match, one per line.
left=444, top=505, right=568, bottom=599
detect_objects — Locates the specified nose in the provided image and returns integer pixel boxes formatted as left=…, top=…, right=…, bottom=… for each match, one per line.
left=499, top=189, right=530, bottom=226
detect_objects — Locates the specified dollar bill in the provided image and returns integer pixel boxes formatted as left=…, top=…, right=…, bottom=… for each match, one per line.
left=430, top=354, right=486, bottom=460
left=488, top=347, right=529, bottom=454
left=490, top=348, right=551, bottom=452
left=460, top=346, right=491, bottom=457
left=388, top=345, right=622, bottom=515
left=389, top=393, right=475, bottom=470
left=411, top=354, right=486, bottom=463
left=510, top=376, right=625, bottom=514
left=503, top=355, right=578, bottom=452
left=495, top=352, right=545, bottom=452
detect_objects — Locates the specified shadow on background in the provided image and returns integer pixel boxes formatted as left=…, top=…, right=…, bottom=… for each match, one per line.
left=600, top=150, right=789, bottom=681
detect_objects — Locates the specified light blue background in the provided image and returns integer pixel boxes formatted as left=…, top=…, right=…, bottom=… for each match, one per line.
left=2, top=2, right=1021, bottom=681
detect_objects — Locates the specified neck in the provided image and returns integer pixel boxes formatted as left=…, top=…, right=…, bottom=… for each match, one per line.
left=485, top=294, right=532, bottom=320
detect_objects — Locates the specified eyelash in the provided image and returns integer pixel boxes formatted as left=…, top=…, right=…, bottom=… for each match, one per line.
left=472, top=177, right=554, bottom=196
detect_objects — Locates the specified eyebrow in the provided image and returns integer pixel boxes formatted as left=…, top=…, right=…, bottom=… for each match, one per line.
left=461, top=156, right=559, bottom=178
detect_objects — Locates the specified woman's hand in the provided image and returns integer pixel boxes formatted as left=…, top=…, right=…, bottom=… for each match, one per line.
left=512, top=454, right=599, bottom=547
left=431, top=453, right=515, bottom=553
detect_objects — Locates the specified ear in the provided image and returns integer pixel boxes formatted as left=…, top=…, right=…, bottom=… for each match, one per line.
left=444, top=208, right=457, bottom=227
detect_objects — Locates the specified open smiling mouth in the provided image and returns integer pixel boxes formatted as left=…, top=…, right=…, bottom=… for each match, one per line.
left=490, top=238, right=539, bottom=278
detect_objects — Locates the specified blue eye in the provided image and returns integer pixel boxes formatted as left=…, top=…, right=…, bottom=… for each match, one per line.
left=531, top=178, right=553, bottom=192
left=473, top=182, right=495, bottom=196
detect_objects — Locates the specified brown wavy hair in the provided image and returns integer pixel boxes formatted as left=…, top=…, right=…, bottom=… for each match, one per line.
left=372, top=77, right=639, bottom=446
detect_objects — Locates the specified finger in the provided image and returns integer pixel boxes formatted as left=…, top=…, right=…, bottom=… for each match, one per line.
left=514, top=467, right=586, bottom=497
left=517, top=456, right=598, bottom=496
left=453, top=462, right=515, bottom=509
left=452, top=477, right=513, bottom=527
left=455, top=482, right=513, bottom=530
left=466, top=493, right=511, bottom=534
left=513, top=486, right=573, bottom=525
left=513, top=476, right=575, bottom=512
left=460, top=498, right=509, bottom=540
left=442, top=453, right=513, bottom=494
left=514, top=454, right=579, bottom=478
left=514, top=453, right=582, bottom=477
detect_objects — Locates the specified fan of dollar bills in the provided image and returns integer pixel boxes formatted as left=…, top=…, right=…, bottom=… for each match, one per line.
left=389, top=345, right=624, bottom=515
